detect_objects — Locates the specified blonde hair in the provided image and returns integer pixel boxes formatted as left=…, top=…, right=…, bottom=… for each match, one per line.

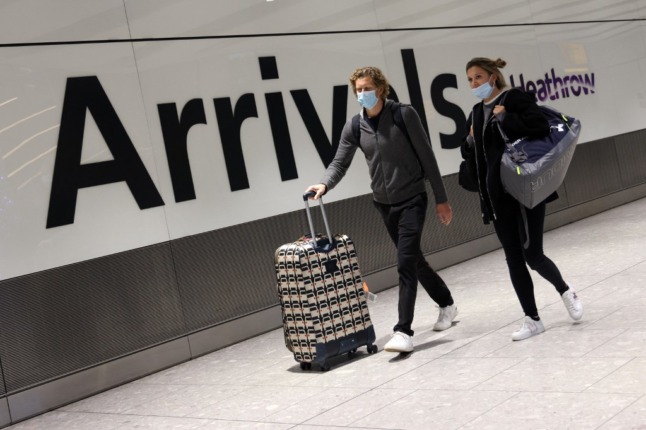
left=349, top=66, right=390, bottom=100
left=466, top=57, right=507, bottom=89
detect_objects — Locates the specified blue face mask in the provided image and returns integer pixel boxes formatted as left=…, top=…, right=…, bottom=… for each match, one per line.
left=357, top=90, right=379, bottom=109
left=472, top=78, right=495, bottom=100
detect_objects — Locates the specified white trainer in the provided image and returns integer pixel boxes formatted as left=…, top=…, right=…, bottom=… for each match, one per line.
left=384, top=331, right=414, bottom=353
left=512, top=316, right=545, bottom=341
left=433, top=304, right=458, bottom=331
left=561, top=289, right=583, bottom=321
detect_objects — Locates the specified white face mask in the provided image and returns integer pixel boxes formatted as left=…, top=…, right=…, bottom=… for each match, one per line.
left=472, top=76, right=496, bottom=100
left=472, top=82, right=494, bottom=100
left=357, top=90, right=379, bottom=109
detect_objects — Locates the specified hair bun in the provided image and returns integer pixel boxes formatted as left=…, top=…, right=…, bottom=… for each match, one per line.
left=495, top=58, right=507, bottom=68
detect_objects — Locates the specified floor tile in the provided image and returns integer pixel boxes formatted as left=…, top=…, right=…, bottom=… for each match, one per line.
left=59, top=383, right=187, bottom=413
left=585, top=330, right=646, bottom=357
left=184, top=385, right=325, bottom=421
left=380, top=357, right=524, bottom=390
left=197, top=422, right=292, bottom=430
left=460, top=392, right=639, bottom=430
left=586, top=306, right=646, bottom=330
left=263, top=387, right=371, bottom=424
left=586, top=357, right=646, bottom=394
left=485, top=328, right=625, bottom=358
left=293, top=350, right=429, bottom=388
left=444, top=331, right=515, bottom=357
left=596, top=395, right=646, bottom=430
left=302, top=388, right=414, bottom=427
left=475, top=357, right=631, bottom=393
left=122, top=385, right=248, bottom=417
left=349, top=389, right=516, bottom=430
left=6, top=411, right=210, bottom=430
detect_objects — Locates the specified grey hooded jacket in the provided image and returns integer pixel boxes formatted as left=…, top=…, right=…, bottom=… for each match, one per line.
left=321, top=99, right=448, bottom=205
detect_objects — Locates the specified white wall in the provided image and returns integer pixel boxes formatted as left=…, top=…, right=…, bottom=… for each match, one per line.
left=1, top=0, right=645, bottom=280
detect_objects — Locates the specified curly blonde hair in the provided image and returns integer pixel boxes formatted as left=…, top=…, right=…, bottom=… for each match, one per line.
left=466, top=57, right=508, bottom=89
left=348, top=66, right=390, bottom=100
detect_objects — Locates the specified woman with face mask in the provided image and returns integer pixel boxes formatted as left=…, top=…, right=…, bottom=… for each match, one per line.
left=306, top=66, right=457, bottom=353
left=462, top=57, right=583, bottom=340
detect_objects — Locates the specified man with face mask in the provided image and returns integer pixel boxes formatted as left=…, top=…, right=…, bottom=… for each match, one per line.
left=306, top=66, right=457, bottom=353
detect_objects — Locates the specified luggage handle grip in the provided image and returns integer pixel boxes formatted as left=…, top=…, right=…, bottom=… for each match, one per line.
left=303, top=192, right=333, bottom=249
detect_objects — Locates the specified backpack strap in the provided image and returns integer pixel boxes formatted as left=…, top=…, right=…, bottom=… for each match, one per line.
left=351, top=113, right=361, bottom=145
left=389, top=102, right=411, bottom=143
left=351, top=101, right=411, bottom=145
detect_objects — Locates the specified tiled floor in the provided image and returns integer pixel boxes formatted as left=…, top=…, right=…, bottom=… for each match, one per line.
left=8, top=198, right=646, bottom=430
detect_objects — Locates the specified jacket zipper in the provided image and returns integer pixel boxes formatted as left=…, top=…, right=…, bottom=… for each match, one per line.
left=476, top=107, right=498, bottom=221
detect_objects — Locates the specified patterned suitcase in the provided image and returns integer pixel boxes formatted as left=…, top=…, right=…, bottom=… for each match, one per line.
left=275, top=193, right=377, bottom=371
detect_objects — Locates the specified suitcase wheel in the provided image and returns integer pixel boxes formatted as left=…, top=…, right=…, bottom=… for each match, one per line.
left=320, top=362, right=331, bottom=372
left=300, top=362, right=312, bottom=370
left=367, top=344, right=378, bottom=354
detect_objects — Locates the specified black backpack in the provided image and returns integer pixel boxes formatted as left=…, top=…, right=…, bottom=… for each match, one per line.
left=351, top=102, right=411, bottom=145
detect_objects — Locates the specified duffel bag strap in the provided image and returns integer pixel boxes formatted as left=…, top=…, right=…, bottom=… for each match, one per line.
left=495, top=121, right=527, bottom=163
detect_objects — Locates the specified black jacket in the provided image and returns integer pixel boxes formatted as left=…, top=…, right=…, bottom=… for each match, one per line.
left=461, top=88, right=550, bottom=223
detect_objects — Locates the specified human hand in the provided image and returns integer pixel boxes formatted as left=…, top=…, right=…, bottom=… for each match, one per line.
left=469, top=125, right=474, bottom=137
left=305, top=184, right=327, bottom=199
left=436, top=202, right=453, bottom=226
left=493, top=105, right=506, bottom=117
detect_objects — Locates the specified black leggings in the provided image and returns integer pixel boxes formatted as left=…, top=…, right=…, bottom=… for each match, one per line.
left=374, top=193, right=454, bottom=336
left=493, top=201, right=568, bottom=318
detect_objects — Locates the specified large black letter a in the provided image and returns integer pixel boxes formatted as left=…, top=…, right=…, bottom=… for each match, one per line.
left=46, top=76, right=164, bottom=228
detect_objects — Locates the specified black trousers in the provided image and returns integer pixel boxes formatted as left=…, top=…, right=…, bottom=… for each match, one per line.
left=374, top=193, right=454, bottom=336
left=493, top=200, right=568, bottom=318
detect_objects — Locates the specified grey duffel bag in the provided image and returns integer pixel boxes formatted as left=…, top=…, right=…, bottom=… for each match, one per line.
left=497, top=105, right=581, bottom=209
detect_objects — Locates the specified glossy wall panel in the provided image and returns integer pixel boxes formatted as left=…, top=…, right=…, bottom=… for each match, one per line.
left=533, top=20, right=646, bottom=139
left=0, top=0, right=129, bottom=44
left=3, top=16, right=646, bottom=279
left=373, top=0, right=535, bottom=28
left=123, top=0, right=376, bottom=38
left=132, top=33, right=382, bottom=239
left=122, top=0, right=646, bottom=39
left=529, top=0, right=645, bottom=21
left=0, top=42, right=171, bottom=280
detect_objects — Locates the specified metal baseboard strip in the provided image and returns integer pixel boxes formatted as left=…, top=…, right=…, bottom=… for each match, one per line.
left=187, top=306, right=283, bottom=358
left=6, top=337, right=191, bottom=424
left=0, top=398, right=10, bottom=428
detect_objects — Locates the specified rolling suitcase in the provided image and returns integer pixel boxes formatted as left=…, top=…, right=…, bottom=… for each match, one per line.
left=274, top=192, right=377, bottom=371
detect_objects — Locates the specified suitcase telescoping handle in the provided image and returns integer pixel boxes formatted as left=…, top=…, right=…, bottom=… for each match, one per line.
left=303, top=191, right=333, bottom=249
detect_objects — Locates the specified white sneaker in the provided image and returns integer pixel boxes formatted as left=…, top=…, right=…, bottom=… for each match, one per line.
left=561, top=289, right=583, bottom=321
left=384, top=331, right=413, bottom=353
left=511, top=316, right=545, bottom=341
left=433, top=304, right=458, bottom=331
